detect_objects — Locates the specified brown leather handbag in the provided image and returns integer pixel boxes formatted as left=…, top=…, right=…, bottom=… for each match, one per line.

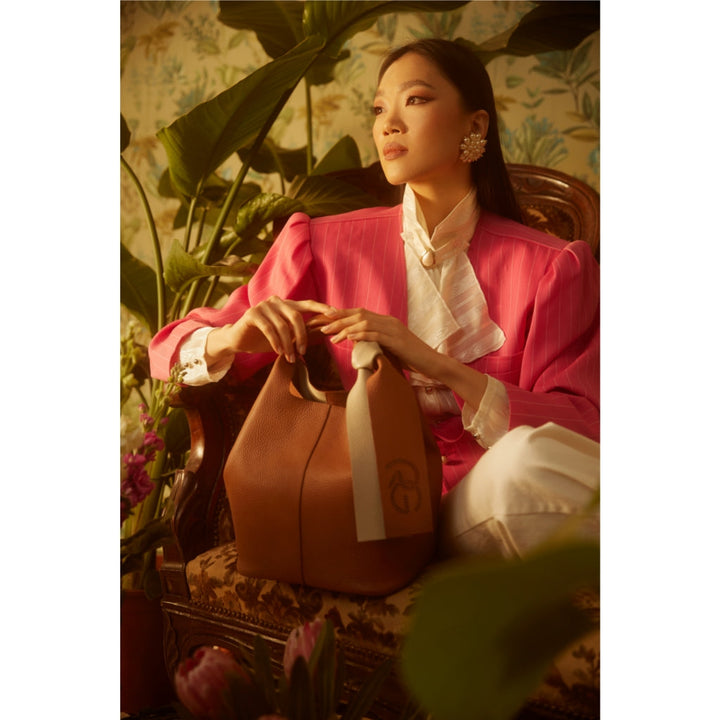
left=223, top=341, right=443, bottom=595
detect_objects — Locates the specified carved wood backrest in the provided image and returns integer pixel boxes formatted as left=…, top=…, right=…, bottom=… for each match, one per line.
left=507, top=163, right=600, bottom=258
left=164, top=162, right=600, bottom=567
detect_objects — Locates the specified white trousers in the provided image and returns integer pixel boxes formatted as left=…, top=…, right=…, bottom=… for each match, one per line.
left=438, top=422, right=600, bottom=560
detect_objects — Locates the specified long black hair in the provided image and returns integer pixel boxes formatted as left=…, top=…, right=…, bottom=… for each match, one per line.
left=378, top=38, right=522, bottom=223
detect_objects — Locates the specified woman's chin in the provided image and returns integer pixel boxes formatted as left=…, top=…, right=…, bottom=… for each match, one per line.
left=380, top=165, right=408, bottom=187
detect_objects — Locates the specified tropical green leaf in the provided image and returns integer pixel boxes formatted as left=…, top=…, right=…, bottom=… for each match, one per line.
left=252, top=634, right=277, bottom=711
left=223, top=671, right=273, bottom=720
left=306, top=48, right=352, bottom=86
left=342, top=658, right=394, bottom=720
left=238, top=138, right=311, bottom=180
left=164, top=239, right=255, bottom=293
left=308, top=622, right=336, bottom=720
left=217, top=1, right=305, bottom=59
left=303, top=1, right=469, bottom=56
left=468, top=1, right=599, bottom=65
left=233, top=192, right=304, bottom=237
left=287, top=659, right=315, bottom=720
left=400, top=542, right=599, bottom=720
left=121, top=243, right=159, bottom=334
left=157, top=35, right=324, bottom=198
left=218, top=0, right=349, bottom=85
left=311, top=135, right=362, bottom=176
left=290, top=174, right=380, bottom=217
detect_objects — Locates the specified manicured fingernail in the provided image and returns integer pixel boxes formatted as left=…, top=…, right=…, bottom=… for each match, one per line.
left=320, top=325, right=332, bottom=334
left=325, top=307, right=339, bottom=316
left=286, top=353, right=295, bottom=363
left=298, top=344, right=306, bottom=355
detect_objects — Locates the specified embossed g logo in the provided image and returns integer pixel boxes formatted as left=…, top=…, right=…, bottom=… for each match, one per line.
left=386, top=460, right=422, bottom=514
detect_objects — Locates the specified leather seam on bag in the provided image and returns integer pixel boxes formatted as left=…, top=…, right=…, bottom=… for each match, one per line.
left=298, top=404, right=332, bottom=586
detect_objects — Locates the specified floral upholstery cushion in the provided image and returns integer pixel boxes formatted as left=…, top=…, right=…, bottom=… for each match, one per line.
left=187, top=541, right=421, bottom=656
left=186, top=541, right=599, bottom=719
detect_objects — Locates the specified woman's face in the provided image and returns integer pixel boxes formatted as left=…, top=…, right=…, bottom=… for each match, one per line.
left=372, top=52, right=487, bottom=192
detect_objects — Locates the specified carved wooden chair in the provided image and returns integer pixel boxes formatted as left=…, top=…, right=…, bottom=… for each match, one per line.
left=159, top=163, right=600, bottom=720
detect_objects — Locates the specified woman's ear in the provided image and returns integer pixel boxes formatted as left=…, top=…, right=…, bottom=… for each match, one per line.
left=471, top=109, right=490, bottom=138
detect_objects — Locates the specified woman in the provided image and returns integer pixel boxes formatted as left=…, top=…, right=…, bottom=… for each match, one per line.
left=149, top=39, right=600, bottom=559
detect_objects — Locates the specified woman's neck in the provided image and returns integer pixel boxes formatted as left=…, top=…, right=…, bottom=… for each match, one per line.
left=411, top=183, right=476, bottom=236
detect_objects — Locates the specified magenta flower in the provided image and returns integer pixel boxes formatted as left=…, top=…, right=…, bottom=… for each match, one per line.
left=121, top=452, right=154, bottom=509
left=143, top=429, right=164, bottom=450
left=282, top=619, right=326, bottom=679
left=174, top=646, right=249, bottom=720
left=139, top=404, right=154, bottom=428
left=141, top=429, right=165, bottom=462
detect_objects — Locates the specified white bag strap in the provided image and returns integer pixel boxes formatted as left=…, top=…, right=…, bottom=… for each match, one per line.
left=292, top=341, right=389, bottom=542
left=347, top=341, right=386, bottom=542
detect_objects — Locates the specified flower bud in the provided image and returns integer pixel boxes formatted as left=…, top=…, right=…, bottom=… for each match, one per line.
left=282, top=619, right=326, bottom=679
left=174, top=646, right=248, bottom=720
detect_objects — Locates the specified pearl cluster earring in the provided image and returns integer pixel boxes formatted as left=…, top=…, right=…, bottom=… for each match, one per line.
left=459, top=131, right=487, bottom=163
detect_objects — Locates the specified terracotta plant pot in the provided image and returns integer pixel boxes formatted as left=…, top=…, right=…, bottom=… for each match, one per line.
left=120, top=589, right=176, bottom=714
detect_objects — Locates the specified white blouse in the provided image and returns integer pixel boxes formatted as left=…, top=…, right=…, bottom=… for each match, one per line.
left=178, top=186, right=510, bottom=448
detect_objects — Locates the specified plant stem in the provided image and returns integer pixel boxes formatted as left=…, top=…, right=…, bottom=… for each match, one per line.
left=192, top=206, right=208, bottom=253
left=201, top=276, right=220, bottom=307
left=121, top=155, right=166, bottom=333
left=134, top=384, right=150, bottom=410
left=267, top=142, right=286, bottom=195
left=305, top=79, right=313, bottom=175
left=182, top=195, right=199, bottom=252
left=136, top=445, right=168, bottom=534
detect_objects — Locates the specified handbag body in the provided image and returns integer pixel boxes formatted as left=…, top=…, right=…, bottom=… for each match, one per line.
left=223, top=342, right=443, bottom=595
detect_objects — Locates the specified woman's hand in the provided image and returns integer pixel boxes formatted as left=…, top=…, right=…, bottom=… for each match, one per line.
left=205, top=297, right=334, bottom=368
left=311, top=307, right=489, bottom=409
left=311, top=307, right=440, bottom=376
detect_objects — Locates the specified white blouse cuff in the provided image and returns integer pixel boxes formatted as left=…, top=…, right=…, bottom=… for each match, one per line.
left=461, top=375, right=510, bottom=449
left=178, top=327, right=233, bottom=386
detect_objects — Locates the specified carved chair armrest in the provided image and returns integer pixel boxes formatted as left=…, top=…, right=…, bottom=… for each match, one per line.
left=162, top=370, right=268, bottom=566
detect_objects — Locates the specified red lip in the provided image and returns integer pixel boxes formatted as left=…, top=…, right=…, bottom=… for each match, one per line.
left=383, top=143, right=407, bottom=160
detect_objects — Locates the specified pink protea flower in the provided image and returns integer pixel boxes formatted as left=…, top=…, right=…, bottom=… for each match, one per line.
left=282, top=619, right=326, bottom=679
left=174, top=646, right=249, bottom=720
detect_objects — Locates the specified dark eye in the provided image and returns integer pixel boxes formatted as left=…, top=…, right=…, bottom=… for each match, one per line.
left=372, top=105, right=384, bottom=116
left=407, top=96, right=429, bottom=105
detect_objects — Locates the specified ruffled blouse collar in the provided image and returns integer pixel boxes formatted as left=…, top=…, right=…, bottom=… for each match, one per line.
left=400, top=185, right=505, bottom=371
left=401, top=185, right=479, bottom=267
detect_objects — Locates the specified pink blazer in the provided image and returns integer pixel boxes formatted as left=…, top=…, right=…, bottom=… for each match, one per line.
left=149, top=205, right=600, bottom=491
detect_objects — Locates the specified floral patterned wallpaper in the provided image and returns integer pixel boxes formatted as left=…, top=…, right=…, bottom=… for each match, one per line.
left=121, top=0, right=599, bottom=275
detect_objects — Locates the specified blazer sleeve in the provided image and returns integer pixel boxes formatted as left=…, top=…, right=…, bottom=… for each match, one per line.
left=503, top=239, right=600, bottom=441
left=148, top=213, right=318, bottom=381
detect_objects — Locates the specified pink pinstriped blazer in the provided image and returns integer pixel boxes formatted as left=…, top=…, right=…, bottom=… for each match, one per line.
left=149, top=205, right=600, bottom=491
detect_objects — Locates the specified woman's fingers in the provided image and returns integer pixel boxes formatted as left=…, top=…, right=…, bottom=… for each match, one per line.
left=319, top=308, right=393, bottom=345
left=243, top=297, right=334, bottom=361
